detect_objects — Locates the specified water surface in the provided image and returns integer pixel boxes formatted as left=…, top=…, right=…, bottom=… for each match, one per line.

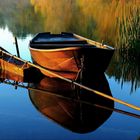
left=0, top=1, right=140, bottom=140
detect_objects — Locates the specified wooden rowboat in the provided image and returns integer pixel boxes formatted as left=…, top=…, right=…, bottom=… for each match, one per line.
left=0, top=47, right=27, bottom=82
left=0, top=47, right=43, bottom=82
left=29, top=32, right=114, bottom=80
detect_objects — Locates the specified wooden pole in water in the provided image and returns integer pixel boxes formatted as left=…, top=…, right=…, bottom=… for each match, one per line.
left=14, top=37, right=20, bottom=58
left=14, top=37, right=20, bottom=89
left=1, top=49, right=140, bottom=111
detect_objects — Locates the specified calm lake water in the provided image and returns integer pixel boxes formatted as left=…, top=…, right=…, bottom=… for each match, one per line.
left=0, top=0, right=140, bottom=140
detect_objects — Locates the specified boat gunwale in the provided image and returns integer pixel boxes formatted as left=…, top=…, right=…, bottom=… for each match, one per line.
left=29, top=46, right=82, bottom=52
left=73, top=33, right=114, bottom=50
left=29, top=45, right=114, bottom=52
left=29, top=32, right=115, bottom=51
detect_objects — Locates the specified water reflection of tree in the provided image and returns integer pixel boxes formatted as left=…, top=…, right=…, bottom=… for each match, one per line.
left=107, top=0, right=140, bottom=92
left=30, top=0, right=140, bottom=46
left=30, top=0, right=119, bottom=43
left=0, top=0, right=44, bottom=38
left=116, top=1, right=140, bottom=51
left=107, top=50, right=140, bottom=92
left=0, top=0, right=139, bottom=44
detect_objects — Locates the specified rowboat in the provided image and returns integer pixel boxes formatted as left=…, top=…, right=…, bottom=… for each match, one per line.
left=0, top=47, right=43, bottom=82
left=29, top=32, right=114, bottom=80
left=0, top=47, right=26, bottom=82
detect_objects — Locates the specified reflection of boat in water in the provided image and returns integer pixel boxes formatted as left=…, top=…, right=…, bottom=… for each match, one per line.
left=29, top=32, right=114, bottom=80
left=29, top=73, right=114, bottom=133
left=1, top=63, right=140, bottom=133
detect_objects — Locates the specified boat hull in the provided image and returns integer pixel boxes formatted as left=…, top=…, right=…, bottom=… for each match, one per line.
left=30, top=47, right=81, bottom=79
left=30, top=47, right=114, bottom=80
left=0, top=59, right=24, bottom=82
left=0, top=48, right=44, bottom=83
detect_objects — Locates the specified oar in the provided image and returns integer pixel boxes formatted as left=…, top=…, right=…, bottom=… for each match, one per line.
left=1, top=49, right=140, bottom=111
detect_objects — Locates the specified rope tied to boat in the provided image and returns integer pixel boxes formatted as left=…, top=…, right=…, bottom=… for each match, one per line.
left=21, top=61, right=29, bottom=69
left=74, top=55, right=85, bottom=81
